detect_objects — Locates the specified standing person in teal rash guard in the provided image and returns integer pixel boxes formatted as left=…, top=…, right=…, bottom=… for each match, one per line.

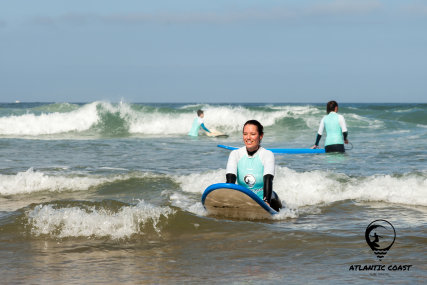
left=225, top=120, right=282, bottom=212
left=311, top=101, right=349, bottom=153
left=188, top=109, right=211, bottom=137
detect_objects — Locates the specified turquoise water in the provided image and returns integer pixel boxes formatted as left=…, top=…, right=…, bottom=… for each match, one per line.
left=0, top=102, right=426, bottom=283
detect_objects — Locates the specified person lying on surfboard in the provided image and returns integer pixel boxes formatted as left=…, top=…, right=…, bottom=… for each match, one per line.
left=225, top=120, right=282, bottom=211
left=188, top=109, right=211, bottom=137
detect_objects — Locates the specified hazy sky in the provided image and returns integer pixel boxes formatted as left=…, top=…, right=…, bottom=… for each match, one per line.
left=1, top=0, right=426, bottom=103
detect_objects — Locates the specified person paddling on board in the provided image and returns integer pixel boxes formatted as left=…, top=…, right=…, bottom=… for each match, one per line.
left=225, top=120, right=282, bottom=212
left=188, top=109, right=211, bottom=137
left=311, top=100, right=349, bottom=153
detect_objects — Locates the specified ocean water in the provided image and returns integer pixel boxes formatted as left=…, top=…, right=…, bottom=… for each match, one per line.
left=0, top=101, right=425, bottom=284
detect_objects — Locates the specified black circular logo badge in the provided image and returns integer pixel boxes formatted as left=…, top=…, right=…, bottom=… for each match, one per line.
left=365, top=220, right=396, bottom=261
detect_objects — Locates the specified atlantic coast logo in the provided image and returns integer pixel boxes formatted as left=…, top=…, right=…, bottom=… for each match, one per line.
left=348, top=219, right=413, bottom=272
left=365, top=219, right=396, bottom=261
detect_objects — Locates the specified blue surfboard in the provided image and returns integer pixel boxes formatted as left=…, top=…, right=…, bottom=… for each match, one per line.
left=202, top=183, right=278, bottom=219
left=217, top=144, right=325, bottom=154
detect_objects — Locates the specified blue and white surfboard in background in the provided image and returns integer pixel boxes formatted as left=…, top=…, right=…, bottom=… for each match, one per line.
left=217, top=144, right=325, bottom=154
left=202, top=183, right=278, bottom=219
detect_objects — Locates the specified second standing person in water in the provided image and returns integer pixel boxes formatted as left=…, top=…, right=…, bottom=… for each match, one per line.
left=311, top=100, right=348, bottom=153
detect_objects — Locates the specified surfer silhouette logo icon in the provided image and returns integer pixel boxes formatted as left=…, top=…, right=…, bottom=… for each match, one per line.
left=365, top=220, right=396, bottom=261
left=243, top=174, right=256, bottom=188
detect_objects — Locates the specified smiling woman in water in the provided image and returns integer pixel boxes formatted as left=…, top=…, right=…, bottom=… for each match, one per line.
left=225, top=120, right=282, bottom=211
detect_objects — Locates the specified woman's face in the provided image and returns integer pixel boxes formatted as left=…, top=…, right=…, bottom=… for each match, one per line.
left=243, top=124, right=263, bottom=152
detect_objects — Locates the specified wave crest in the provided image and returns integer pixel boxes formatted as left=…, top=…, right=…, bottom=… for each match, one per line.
left=27, top=200, right=176, bottom=239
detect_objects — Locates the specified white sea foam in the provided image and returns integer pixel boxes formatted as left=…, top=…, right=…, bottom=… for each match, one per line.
left=174, top=169, right=226, bottom=194
left=126, top=104, right=295, bottom=135
left=27, top=200, right=176, bottom=239
left=127, top=110, right=195, bottom=135
left=171, top=170, right=225, bottom=216
left=346, top=113, right=384, bottom=129
left=201, top=105, right=320, bottom=133
left=0, top=102, right=100, bottom=135
left=345, top=174, right=427, bottom=206
left=394, top=108, right=416, bottom=113
left=175, top=167, right=427, bottom=213
left=0, top=102, right=322, bottom=136
left=0, top=168, right=156, bottom=196
left=274, top=167, right=427, bottom=207
left=0, top=168, right=109, bottom=195
left=0, top=101, right=387, bottom=137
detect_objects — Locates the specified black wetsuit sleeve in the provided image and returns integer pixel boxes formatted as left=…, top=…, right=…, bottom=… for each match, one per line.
left=343, top=131, right=348, bottom=141
left=263, top=174, right=274, bottom=203
left=314, top=134, right=322, bottom=146
left=226, top=173, right=236, bottom=184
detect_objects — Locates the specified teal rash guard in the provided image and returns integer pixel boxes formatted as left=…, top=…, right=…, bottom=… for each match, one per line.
left=314, top=112, right=348, bottom=147
left=226, top=147, right=275, bottom=200
left=188, top=117, right=210, bottom=136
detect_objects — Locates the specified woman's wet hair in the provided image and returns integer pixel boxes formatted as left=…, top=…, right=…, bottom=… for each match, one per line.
left=326, top=101, right=338, bottom=114
left=243, top=120, right=264, bottom=135
left=197, top=109, right=204, bottom=116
